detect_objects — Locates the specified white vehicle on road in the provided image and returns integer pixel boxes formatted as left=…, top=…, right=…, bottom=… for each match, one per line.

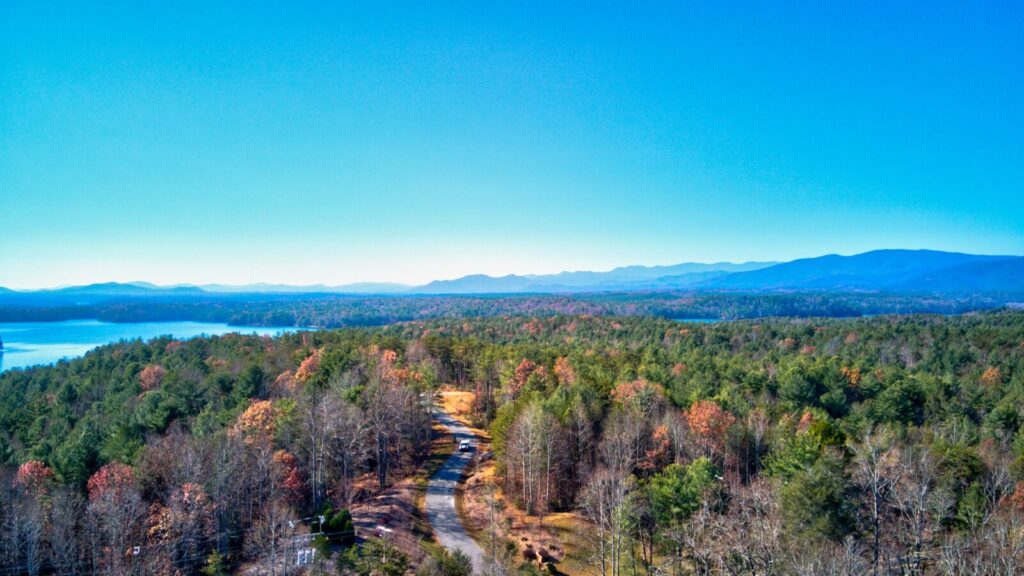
left=426, top=411, right=486, bottom=573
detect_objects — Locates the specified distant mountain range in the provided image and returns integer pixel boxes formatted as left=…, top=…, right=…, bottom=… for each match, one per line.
left=412, top=261, right=775, bottom=294
left=0, top=281, right=410, bottom=306
left=410, top=250, right=1023, bottom=294
left=705, top=250, right=1022, bottom=292
left=1, top=250, right=1021, bottom=303
left=192, top=282, right=410, bottom=294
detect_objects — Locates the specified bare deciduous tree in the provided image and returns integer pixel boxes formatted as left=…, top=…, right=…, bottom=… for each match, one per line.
left=504, top=402, right=568, bottom=517
left=579, top=467, right=636, bottom=576
left=850, top=429, right=900, bottom=576
left=245, top=501, right=299, bottom=576
left=49, top=489, right=83, bottom=576
left=892, top=445, right=950, bottom=575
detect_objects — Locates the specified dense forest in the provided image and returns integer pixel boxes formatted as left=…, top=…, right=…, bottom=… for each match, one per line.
left=0, top=291, right=1018, bottom=328
left=1, top=310, right=1024, bottom=575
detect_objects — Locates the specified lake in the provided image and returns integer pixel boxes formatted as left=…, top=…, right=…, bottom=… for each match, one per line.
left=0, top=320, right=299, bottom=372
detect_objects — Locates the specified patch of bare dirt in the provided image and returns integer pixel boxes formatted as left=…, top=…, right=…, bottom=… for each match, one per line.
left=350, top=475, right=430, bottom=562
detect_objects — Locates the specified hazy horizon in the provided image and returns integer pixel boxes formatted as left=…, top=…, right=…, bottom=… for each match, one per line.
left=3, top=247, right=1022, bottom=291
left=3, top=2, right=1022, bottom=288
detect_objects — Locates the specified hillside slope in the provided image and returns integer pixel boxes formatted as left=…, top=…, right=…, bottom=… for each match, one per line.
left=706, top=249, right=1016, bottom=291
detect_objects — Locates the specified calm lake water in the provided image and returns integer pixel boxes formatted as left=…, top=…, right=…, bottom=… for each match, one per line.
left=0, top=320, right=297, bottom=372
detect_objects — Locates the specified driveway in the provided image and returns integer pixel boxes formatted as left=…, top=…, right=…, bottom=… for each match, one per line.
left=424, top=408, right=486, bottom=574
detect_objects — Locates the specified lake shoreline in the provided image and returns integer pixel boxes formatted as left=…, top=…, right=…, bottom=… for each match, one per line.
left=0, top=319, right=304, bottom=372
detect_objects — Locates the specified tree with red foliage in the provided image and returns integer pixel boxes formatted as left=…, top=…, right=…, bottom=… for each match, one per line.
left=273, top=450, right=305, bottom=505
left=611, top=379, right=664, bottom=418
left=87, top=462, right=135, bottom=502
left=86, top=463, right=145, bottom=576
left=639, top=425, right=671, bottom=472
left=511, top=359, right=540, bottom=397
left=14, top=460, right=54, bottom=495
left=9, top=460, right=54, bottom=575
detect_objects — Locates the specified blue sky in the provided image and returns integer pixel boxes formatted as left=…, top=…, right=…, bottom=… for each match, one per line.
left=1, top=1, right=1022, bottom=288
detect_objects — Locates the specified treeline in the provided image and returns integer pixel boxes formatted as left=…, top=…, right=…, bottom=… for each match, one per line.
left=0, top=291, right=1015, bottom=328
left=1, top=311, right=1024, bottom=574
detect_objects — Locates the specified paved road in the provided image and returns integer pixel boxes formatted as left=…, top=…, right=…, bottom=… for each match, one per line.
left=424, top=409, right=486, bottom=574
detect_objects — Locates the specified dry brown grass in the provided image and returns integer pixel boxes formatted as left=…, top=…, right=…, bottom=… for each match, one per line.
left=439, top=387, right=475, bottom=419
left=438, top=388, right=492, bottom=436
left=459, top=453, right=598, bottom=575
left=347, top=415, right=459, bottom=562
left=437, top=387, right=598, bottom=574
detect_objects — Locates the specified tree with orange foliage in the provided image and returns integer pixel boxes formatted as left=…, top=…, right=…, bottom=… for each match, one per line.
left=611, top=379, right=650, bottom=404
left=685, top=400, right=735, bottom=461
left=796, top=410, right=815, bottom=434
left=236, top=399, right=277, bottom=445
left=294, top=348, right=322, bottom=384
left=374, top=347, right=422, bottom=387
left=274, top=370, right=297, bottom=393
left=139, top=364, right=166, bottom=391
left=554, top=356, right=576, bottom=386
left=1004, top=481, right=1024, bottom=512
left=981, top=366, right=1003, bottom=386
left=841, top=366, right=862, bottom=387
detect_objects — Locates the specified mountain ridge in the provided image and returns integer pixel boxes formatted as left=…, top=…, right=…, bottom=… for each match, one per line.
left=703, top=249, right=1019, bottom=291
left=411, top=261, right=776, bottom=294
left=1, top=250, right=1021, bottom=298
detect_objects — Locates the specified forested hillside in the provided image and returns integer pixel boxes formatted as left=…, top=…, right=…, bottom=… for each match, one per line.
left=1, top=311, right=1024, bottom=574
left=0, top=290, right=1017, bottom=328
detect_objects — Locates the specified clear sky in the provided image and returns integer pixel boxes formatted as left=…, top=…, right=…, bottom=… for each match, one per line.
left=1, top=1, right=1022, bottom=288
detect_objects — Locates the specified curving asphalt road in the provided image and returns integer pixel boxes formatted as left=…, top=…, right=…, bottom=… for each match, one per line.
left=424, top=408, right=486, bottom=574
